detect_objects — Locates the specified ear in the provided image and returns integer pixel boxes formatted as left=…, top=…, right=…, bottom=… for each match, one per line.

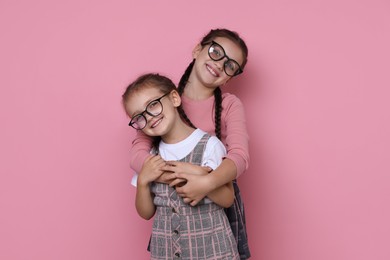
left=192, top=44, right=202, bottom=59
left=170, top=90, right=182, bottom=107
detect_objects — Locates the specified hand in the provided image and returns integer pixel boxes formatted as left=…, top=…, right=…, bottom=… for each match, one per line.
left=173, top=173, right=214, bottom=206
left=162, top=161, right=211, bottom=176
left=154, top=171, right=176, bottom=184
left=155, top=161, right=207, bottom=185
left=137, top=155, right=166, bottom=186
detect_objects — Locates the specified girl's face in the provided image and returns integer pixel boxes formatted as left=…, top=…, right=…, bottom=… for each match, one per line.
left=192, top=37, right=245, bottom=88
left=124, top=87, right=181, bottom=137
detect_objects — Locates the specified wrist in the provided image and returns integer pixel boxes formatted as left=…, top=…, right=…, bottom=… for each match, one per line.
left=137, top=176, right=150, bottom=188
left=205, top=173, right=218, bottom=192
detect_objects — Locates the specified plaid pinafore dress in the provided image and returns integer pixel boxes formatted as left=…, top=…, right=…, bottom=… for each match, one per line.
left=226, top=181, right=251, bottom=259
left=150, top=134, right=239, bottom=260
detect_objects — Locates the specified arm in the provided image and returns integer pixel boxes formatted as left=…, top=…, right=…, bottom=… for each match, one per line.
left=173, top=95, right=250, bottom=204
left=130, top=130, right=178, bottom=185
left=168, top=136, right=236, bottom=206
left=135, top=155, right=165, bottom=220
left=172, top=159, right=237, bottom=206
left=164, top=161, right=235, bottom=207
left=221, top=94, right=250, bottom=178
left=206, top=181, right=234, bottom=208
left=135, top=181, right=155, bottom=220
left=129, top=130, right=153, bottom=173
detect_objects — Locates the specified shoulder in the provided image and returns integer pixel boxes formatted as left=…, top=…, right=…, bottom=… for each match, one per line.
left=195, top=129, right=225, bottom=150
left=221, top=92, right=244, bottom=106
left=220, top=92, right=245, bottom=115
left=206, top=135, right=226, bottom=152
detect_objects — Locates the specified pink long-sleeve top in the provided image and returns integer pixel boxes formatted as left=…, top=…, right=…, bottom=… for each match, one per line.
left=129, top=93, right=250, bottom=177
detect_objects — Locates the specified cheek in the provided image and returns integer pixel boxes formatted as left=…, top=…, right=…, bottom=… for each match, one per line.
left=163, top=105, right=178, bottom=118
left=219, top=76, right=231, bottom=85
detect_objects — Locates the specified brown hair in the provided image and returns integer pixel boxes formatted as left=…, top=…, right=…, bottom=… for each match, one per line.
left=122, top=73, right=176, bottom=105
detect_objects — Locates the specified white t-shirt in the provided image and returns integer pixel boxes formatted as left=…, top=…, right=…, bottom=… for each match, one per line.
left=131, top=129, right=226, bottom=186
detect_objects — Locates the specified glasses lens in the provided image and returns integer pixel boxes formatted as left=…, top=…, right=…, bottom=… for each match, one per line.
left=146, top=100, right=163, bottom=116
left=224, top=60, right=241, bottom=76
left=209, top=44, right=224, bottom=61
left=209, top=42, right=242, bottom=77
left=130, top=115, right=146, bottom=130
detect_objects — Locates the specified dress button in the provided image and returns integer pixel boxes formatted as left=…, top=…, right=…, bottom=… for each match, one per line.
left=174, top=252, right=181, bottom=258
left=173, top=230, right=179, bottom=235
left=172, top=208, right=176, bottom=213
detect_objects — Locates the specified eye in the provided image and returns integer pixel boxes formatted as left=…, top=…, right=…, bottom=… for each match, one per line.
left=210, top=45, right=223, bottom=58
left=148, top=100, right=160, bottom=110
left=132, top=115, right=142, bottom=123
left=132, top=114, right=144, bottom=124
left=226, top=60, right=238, bottom=71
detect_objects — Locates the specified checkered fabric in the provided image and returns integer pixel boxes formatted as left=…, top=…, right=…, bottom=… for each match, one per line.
left=149, top=134, right=240, bottom=259
left=225, top=182, right=251, bottom=259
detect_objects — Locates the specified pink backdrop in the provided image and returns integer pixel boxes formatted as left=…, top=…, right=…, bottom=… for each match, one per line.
left=1, top=1, right=389, bottom=259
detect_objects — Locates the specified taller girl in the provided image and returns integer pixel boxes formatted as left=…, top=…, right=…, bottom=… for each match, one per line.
left=130, top=28, right=251, bottom=259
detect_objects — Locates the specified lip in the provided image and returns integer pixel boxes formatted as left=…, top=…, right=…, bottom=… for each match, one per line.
left=150, top=116, right=163, bottom=128
left=206, top=63, right=220, bottom=77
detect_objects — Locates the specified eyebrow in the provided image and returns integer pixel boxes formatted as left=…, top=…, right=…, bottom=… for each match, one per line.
left=213, top=40, right=241, bottom=63
left=130, top=95, right=162, bottom=118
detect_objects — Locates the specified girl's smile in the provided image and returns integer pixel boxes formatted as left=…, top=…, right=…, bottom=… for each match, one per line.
left=206, top=63, right=221, bottom=77
left=149, top=116, right=163, bottom=129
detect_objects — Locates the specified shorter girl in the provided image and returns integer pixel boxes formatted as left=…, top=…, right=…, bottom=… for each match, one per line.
left=122, top=73, right=239, bottom=259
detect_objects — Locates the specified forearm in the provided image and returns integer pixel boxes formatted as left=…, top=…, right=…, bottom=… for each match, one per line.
left=206, top=158, right=237, bottom=191
left=225, top=152, right=249, bottom=178
left=223, top=94, right=250, bottom=177
left=206, top=182, right=234, bottom=208
left=129, top=131, right=153, bottom=173
left=135, top=183, right=156, bottom=220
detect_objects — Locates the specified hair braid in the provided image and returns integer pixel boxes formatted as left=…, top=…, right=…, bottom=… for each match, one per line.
left=178, top=59, right=195, bottom=95
left=214, top=87, right=223, bottom=140
left=177, top=60, right=196, bottom=128
left=152, top=137, right=161, bottom=151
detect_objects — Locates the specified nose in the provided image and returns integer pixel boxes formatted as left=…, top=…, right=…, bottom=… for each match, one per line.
left=144, top=112, right=154, bottom=121
left=214, top=58, right=226, bottom=71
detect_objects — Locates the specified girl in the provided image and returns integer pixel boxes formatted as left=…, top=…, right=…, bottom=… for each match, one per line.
left=130, top=29, right=251, bottom=259
left=123, top=73, right=240, bottom=259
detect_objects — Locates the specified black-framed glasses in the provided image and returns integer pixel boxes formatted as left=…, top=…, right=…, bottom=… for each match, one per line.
left=128, top=92, right=170, bottom=130
left=208, top=41, right=243, bottom=76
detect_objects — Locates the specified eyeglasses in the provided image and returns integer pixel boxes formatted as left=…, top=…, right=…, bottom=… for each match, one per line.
left=128, top=92, right=170, bottom=130
left=208, top=41, right=243, bottom=77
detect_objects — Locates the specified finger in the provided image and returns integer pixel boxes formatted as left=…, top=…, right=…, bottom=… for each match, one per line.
left=165, top=161, right=178, bottom=166
left=169, top=178, right=187, bottom=187
left=158, top=161, right=167, bottom=168
left=161, top=165, right=175, bottom=173
left=155, top=156, right=166, bottom=165
left=144, top=155, right=153, bottom=163
left=175, top=185, right=184, bottom=194
left=173, top=172, right=186, bottom=180
left=190, top=199, right=201, bottom=206
left=183, top=197, right=192, bottom=204
left=161, top=172, right=176, bottom=181
left=169, top=179, right=180, bottom=187
left=204, top=166, right=213, bottom=173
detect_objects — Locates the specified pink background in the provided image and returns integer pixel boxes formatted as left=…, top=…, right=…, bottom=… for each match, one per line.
left=1, top=1, right=389, bottom=259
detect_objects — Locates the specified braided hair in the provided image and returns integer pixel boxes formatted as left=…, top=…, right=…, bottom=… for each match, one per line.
left=177, top=60, right=196, bottom=129
left=177, top=28, right=248, bottom=140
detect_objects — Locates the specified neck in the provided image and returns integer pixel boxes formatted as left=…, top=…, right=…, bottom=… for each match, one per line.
left=161, top=119, right=195, bottom=144
left=184, top=75, right=215, bottom=100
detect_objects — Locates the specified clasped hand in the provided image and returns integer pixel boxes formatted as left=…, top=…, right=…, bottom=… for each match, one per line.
left=157, top=160, right=213, bottom=206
